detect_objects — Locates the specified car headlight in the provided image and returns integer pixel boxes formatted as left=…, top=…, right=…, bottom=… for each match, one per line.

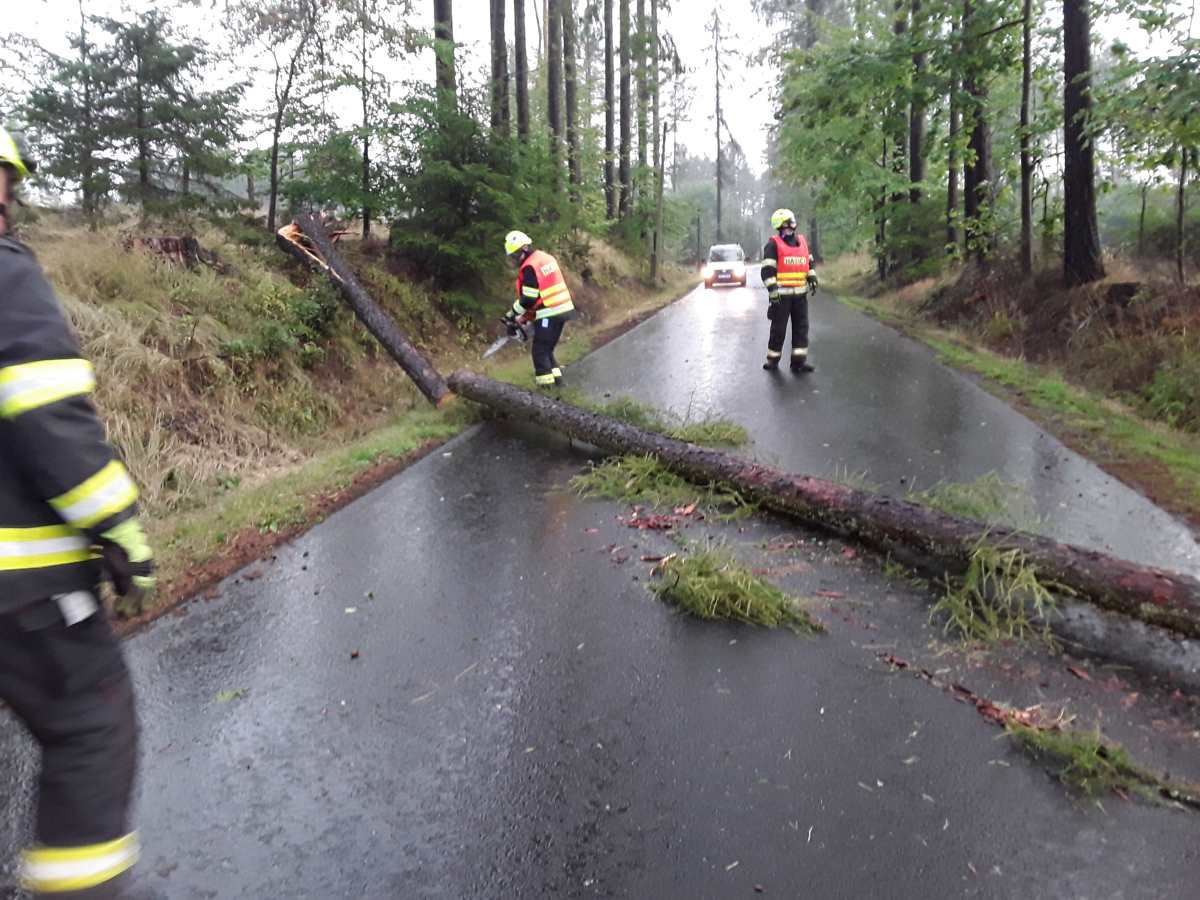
left=702, top=265, right=713, bottom=278
left=732, top=263, right=745, bottom=276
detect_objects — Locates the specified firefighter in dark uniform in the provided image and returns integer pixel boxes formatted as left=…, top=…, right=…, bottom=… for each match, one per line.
left=0, top=127, right=153, bottom=898
left=502, top=230, right=576, bottom=387
left=761, top=208, right=819, bottom=372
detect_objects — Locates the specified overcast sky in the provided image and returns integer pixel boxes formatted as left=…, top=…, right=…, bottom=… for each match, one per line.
left=4, top=0, right=1190, bottom=179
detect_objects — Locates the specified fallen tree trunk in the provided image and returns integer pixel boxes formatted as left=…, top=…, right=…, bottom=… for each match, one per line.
left=276, top=215, right=452, bottom=407
left=447, top=369, right=1200, bottom=639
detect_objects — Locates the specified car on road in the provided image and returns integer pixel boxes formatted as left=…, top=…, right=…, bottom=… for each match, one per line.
left=702, top=243, right=747, bottom=289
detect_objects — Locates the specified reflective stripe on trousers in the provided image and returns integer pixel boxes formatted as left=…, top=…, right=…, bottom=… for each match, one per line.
left=20, top=834, right=139, bottom=894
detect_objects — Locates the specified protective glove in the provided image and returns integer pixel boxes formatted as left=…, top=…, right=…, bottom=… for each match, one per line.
left=98, top=518, right=155, bottom=597
left=807, top=273, right=819, bottom=292
left=768, top=290, right=780, bottom=305
left=517, top=310, right=534, bottom=326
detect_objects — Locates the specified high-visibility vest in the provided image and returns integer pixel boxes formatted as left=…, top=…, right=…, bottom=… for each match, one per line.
left=515, top=250, right=576, bottom=320
left=769, top=235, right=812, bottom=295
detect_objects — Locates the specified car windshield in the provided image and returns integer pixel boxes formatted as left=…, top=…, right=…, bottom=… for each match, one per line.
left=709, top=246, right=743, bottom=262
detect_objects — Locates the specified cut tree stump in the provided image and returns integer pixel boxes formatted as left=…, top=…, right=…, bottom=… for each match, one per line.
left=276, top=215, right=452, bottom=407
left=447, top=369, right=1200, bottom=639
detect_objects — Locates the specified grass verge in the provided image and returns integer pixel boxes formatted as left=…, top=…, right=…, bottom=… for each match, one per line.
left=569, top=454, right=754, bottom=519
left=930, top=536, right=1064, bottom=647
left=651, top=549, right=824, bottom=634
left=1008, top=723, right=1200, bottom=809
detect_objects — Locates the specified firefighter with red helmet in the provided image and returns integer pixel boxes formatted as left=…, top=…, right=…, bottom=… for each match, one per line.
left=502, top=230, right=577, bottom=387
left=0, top=126, right=152, bottom=898
left=761, top=208, right=819, bottom=372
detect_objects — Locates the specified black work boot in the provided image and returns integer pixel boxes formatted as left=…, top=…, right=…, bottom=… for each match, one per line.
left=763, top=355, right=781, bottom=371
left=790, top=351, right=815, bottom=373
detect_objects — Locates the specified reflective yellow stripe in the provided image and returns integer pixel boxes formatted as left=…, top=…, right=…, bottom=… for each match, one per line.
left=511, top=300, right=526, bottom=316
left=534, top=373, right=557, bottom=385
left=0, top=359, right=95, bottom=418
left=49, top=461, right=138, bottom=530
left=540, top=283, right=569, bottom=298
left=536, top=298, right=575, bottom=318
left=762, top=276, right=777, bottom=286
left=777, top=274, right=808, bottom=285
left=0, top=524, right=92, bottom=571
left=21, top=834, right=139, bottom=894
left=521, top=286, right=541, bottom=299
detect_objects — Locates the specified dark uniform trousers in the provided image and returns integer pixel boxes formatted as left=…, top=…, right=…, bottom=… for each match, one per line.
left=0, top=599, right=139, bottom=897
left=767, top=292, right=810, bottom=355
left=531, top=314, right=569, bottom=381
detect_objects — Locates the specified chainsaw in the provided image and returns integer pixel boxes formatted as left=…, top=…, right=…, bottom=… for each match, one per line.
left=481, top=317, right=530, bottom=359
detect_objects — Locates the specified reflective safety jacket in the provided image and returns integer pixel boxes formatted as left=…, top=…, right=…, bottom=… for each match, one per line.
left=0, top=237, right=139, bottom=611
left=512, top=249, right=576, bottom=321
left=762, top=234, right=814, bottom=296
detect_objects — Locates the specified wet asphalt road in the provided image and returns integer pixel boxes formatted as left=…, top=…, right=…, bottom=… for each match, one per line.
left=2, top=273, right=1199, bottom=899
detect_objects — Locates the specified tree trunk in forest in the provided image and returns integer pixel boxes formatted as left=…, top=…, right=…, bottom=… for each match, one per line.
left=360, top=17, right=372, bottom=238
left=909, top=0, right=926, bottom=205
left=636, top=0, right=649, bottom=184
left=277, top=216, right=451, bottom=406
left=446, top=370, right=1200, bottom=639
left=651, top=0, right=660, bottom=195
left=490, top=0, right=510, bottom=133
left=946, top=20, right=959, bottom=253
left=547, top=0, right=563, bottom=182
left=713, top=16, right=723, bottom=242
left=961, top=0, right=992, bottom=263
left=563, top=0, right=581, bottom=195
left=804, top=0, right=824, bottom=259
left=1062, top=0, right=1105, bottom=285
left=515, top=0, right=530, bottom=140
left=1018, top=0, right=1033, bottom=275
left=618, top=0, right=632, bottom=218
left=433, top=0, right=457, bottom=113
left=604, top=0, right=616, bottom=217
left=651, top=120, right=669, bottom=281
left=891, top=0, right=907, bottom=215
left=1177, top=148, right=1189, bottom=284
left=1138, top=182, right=1148, bottom=258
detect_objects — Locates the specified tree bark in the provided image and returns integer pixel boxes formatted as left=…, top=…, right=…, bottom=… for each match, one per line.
left=604, top=0, right=616, bottom=217
left=947, top=83, right=959, bottom=253
left=636, top=0, right=649, bottom=181
left=1062, top=0, right=1105, bottom=285
left=446, top=369, right=1200, bottom=639
left=713, top=14, right=722, bottom=242
left=909, top=0, right=926, bottom=204
left=490, top=0, right=510, bottom=134
left=618, top=0, right=632, bottom=218
left=651, top=120, right=668, bottom=281
left=962, top=0, right=992, bottom=263
left=1138, top=182, right=1148, bottom=258
left=650, top=0, right=660, bottom=196
left=1019, top=0, right=1033, bottom=275
left=361, top=15, right=372, bottom=238
left=433, top=0, right=457, bottom=114
left=515, top=0, right=530, bottom=140
left=563, top=0, right=581, bottom=195
left=547, top=0, right=563, bottom=181
left=277, top=216, right=451, bottom=406
left=1176, top=148, right=1189, bottom=284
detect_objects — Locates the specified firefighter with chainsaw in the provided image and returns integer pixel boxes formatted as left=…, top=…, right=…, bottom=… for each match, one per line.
left=503, top=230, right=576, bottom=387
left=761, top=208, right=819, bottom=372
left=0, top=127, right=154, bottom=898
